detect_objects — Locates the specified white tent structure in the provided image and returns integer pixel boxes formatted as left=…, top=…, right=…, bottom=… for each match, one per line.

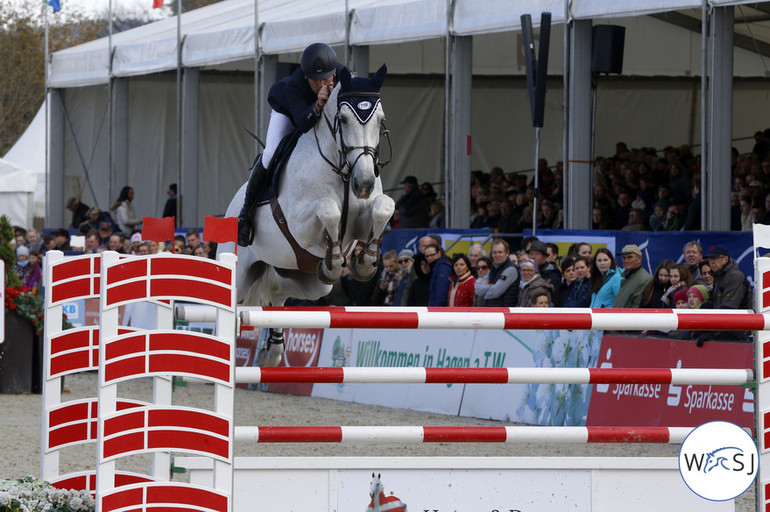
left=4, top=101, right=47, bottom=224
left=0, top=158, right=37, bottom=229
left=43, top=0, right=770, bottom=231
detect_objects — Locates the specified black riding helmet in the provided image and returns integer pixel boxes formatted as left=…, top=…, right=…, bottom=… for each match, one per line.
left=300, top=43, right=337, bottom=80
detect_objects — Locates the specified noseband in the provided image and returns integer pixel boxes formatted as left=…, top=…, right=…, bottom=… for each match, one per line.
left=314, top=91, right=392, bottom=181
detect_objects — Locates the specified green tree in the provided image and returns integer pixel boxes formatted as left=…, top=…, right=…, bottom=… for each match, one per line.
left=0, top=0, right=103, bottom=155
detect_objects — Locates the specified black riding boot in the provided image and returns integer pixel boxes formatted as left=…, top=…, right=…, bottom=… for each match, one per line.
left=237, top=158, right=269, bottom=246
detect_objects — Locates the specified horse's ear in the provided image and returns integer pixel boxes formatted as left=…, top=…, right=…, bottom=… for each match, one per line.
left=372, top=472, right=375, bottom=477
left=371, top=64, right=387, bottom=91
left=338, top=66, right=352, bottom=91
left=377, top=473, right=381, bottom=479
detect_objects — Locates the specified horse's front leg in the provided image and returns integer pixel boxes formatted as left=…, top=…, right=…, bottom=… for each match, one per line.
left=257, top=327, right=284, bottom=367
left=351, top=194, right=395, bottom=282
left=315, top=199, right=344, bottom=284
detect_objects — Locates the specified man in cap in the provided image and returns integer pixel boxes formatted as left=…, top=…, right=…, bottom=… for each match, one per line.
left=393, top=249, right=416, bottom=306
left=528, top=240, right=562, bottom=296
left=52, top=228, right=72, bottom=251
left=395, top=175, right=430, bottom=228
left=704, top=245, right=750, bottom=310
left=613, top=244, right=652, bottom=308
left=66, top=197, right=90, bottom=230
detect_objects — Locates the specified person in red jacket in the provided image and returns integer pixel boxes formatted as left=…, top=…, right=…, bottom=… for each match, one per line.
left=448, top=253, right=476, bottom=307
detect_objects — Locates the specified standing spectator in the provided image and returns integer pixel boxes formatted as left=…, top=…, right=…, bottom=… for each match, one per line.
left=529, top=289, right=552, bottom=307
left=613, top=244, right=652, bottom=308
left=111, top=186, right=142, bottom=234
left=186, top=229, right=202, bottom=252
left=423, top=244, right=452, bottom=306
left=393, top=249, right=416, bottom=306
left=641, top=259, right=675, bottom=308
left=448, top=254, right=476, bottom=307
left=52, top=228, right=72, bottom=251
left=108, top=233, right=126, bottom=253
left=129, top=233, right=143, bottom=255
left=517, top=260, right=553, bottom=307
left=370, top=250, right=400, bottom=306
left=66, top=197, right=90, bottom=231
left=467, top=244, right=486, bottom=270
left=84, top=230, right=101, bottom=253
left=341, top=242, right=378, bottom=305
left=40, top=233, right=56, bottom=254
left=24, top=228, right=42, bottom=252
left=660, top=264, right=694, bottom=306
left=682, top=241, right=703, bottom=281
left=577, top=242, right=593, bottom=261
left=97, top=221, right=114, bottom=246
left=418, top=234, right=442, bottom=255
left=475, top=239, right=519, bottom=307
left=555, top=257, right=576, bottom=307
left=395, top=176, right=430, bottom=228
left=589, top=248, right=622, bottom=308
left=473, top=256, right=492, bottom=306
left=687, top=285, right=712, bottom=309
left=407, top=254, right=432, bottom=306
left=564, top=256, right=591, bottom=307
left=14, top=245, right=41, bottom=290
left=697, top=259, right=714, bottom=291
left=528, top=240, right=562, bottom=298
left=162, top=183, right=178, bottom=224
left=704, top=245, right=750, bottom=310
left=428, top=201, right=445, bottom=229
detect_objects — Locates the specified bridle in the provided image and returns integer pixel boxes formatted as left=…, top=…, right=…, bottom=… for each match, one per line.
left=313, top=90, right=392, bottom=182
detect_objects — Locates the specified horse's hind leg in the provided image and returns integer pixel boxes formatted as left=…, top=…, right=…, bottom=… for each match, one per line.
left=351, top=194, right=395, bottom=281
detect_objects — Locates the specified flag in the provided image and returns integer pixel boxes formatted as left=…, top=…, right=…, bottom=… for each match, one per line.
left=203, top=216, right=238, bottom=253
left=153, top=0, right=164, bottom=8
left=142, top=216, right=175, bottom=242
left=48, top=0, right=61, bottom=13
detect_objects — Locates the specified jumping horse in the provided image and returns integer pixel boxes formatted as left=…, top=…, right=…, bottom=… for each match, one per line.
left=218, top=64, right=394, bottom=367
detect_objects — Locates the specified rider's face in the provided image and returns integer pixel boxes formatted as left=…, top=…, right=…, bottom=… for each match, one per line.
left=307, top=75, right=335, bottom=94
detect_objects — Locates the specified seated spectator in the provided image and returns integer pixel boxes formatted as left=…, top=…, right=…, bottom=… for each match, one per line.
left=564, top=256, right=591, bottom=307
left=24, top=228, right=42, bottom=253
left=396, top=176, right=430, bottom=228
left=52, top=228, right=72, bottom=251
left=518, top=259, right=553, bottom=307
left=448, top=254, right=475, bottom=307
left=589, top=248, right=622, bottom=308
left=621, top=208, right=646, bottom=231
left=428, top=201, right=445, bottom=229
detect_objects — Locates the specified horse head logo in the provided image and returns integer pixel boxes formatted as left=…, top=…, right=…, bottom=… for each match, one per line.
left=704, top=447, right=743, bottom=473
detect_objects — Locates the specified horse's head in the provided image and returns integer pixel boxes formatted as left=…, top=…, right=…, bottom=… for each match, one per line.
left=335, top=64, right=390, bottom=199
left=369, top=472, right=383, bottom=498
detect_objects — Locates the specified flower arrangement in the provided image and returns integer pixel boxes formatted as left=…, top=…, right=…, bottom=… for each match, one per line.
left=1, top=215, right=70, bottom=335
left=0, top=476, right=95, bottom=512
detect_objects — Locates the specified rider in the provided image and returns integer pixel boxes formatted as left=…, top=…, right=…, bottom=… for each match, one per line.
left=237, top=42, right=345, bottom=246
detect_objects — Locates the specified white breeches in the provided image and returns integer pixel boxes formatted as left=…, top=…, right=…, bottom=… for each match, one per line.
left=262, top=110, right=294, bottom=167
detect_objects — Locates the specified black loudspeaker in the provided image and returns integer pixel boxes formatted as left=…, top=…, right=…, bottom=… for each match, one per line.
left=592, top=25, right=625, bottom=75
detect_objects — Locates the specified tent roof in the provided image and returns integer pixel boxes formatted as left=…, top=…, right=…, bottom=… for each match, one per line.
left=49, top=0, right=769, bottom=88
left=0, top=159, right=36, bottom=193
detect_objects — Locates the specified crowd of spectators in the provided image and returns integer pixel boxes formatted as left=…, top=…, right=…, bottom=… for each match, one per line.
left=389, top=129, right=770, bottom=233
left=322, top=234, right=751, bottom=346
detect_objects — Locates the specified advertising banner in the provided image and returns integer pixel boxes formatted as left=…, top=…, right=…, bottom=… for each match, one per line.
left=586, top=335, right=754, bottom=430
left=311, top=328, right=478, bottom=414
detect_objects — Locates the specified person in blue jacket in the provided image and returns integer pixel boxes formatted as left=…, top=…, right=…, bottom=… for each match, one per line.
left=423, top=243, right=453, bottom=306
left=237, top=42, right=344, bottom=246
left=589, top=248, right=622, bottom=308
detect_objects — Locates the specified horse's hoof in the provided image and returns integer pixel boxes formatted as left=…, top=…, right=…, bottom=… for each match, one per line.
left=257, top=345, right=284, bottom=367
left=316, top=262, right=340, bottom=285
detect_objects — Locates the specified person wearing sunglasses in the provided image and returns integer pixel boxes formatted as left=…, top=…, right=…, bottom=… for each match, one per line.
left=393, top=249, right=416, bottom=306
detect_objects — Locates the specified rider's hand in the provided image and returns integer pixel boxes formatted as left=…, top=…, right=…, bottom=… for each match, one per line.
left=315, top=83, right=332, bottom=113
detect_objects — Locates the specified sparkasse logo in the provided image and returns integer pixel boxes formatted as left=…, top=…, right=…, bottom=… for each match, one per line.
left=678, top=421, right=757, bottom=501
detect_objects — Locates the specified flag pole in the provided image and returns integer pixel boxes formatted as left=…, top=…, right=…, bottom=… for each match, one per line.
left=108, top=0, right=113, bottom=208
left=44, top=0, right=50, bottom=228
left=176, top=0, right=182, bottom=227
